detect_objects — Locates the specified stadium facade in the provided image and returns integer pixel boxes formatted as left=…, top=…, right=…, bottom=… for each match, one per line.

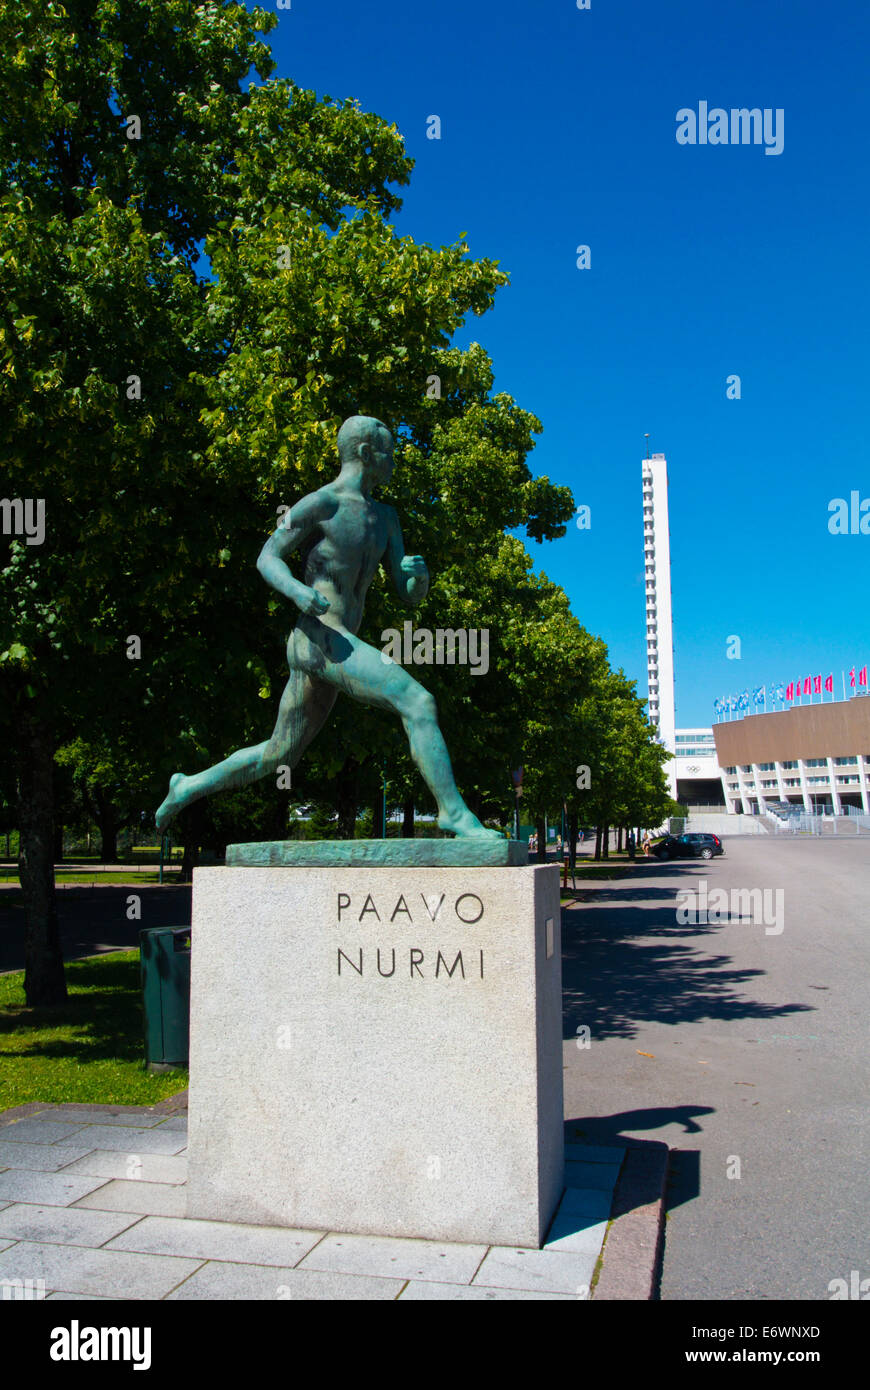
left=641, top=449, right=870, bottom=818
left=713, top=697, right=870, bottom=814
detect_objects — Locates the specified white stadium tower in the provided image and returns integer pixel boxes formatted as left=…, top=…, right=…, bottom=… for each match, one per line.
left=642, top=454, right=677, bottom=797
left=642, top=451, right=725, bottom=807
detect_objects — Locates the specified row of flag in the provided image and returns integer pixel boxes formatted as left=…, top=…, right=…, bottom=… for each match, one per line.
left=714, top=668, right=869, bottom=718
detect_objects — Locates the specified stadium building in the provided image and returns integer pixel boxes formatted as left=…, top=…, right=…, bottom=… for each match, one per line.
left=640, top=448, right=870, bottom=822
left=714, top=696, right=870, bottom=815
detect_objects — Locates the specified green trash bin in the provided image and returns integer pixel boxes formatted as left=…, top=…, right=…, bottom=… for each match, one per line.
left=140, top=927, right=191, bottom=1071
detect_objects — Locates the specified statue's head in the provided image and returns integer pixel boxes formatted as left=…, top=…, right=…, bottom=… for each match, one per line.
left=337, top=415, right=394, bottom=484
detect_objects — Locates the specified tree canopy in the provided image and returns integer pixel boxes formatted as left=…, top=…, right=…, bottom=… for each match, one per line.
left=1, top=0, right=671, bottom=1002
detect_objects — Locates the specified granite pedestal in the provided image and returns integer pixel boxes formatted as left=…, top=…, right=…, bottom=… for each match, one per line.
left=186, top=862, right=564, bottom=1248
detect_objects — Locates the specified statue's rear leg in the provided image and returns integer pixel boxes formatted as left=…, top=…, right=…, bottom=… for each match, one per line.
left=155, top=669, right=337, bottom=830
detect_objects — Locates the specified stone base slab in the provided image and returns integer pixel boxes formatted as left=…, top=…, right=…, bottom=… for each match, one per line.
left=225, top=837, right=528, bottom=868
left=186, top=864, right=563, bottom=1248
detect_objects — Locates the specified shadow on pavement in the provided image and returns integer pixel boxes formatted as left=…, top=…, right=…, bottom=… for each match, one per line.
left=567, top=1108, right=704, bottom=1216
left=0, top=885, right=192, bottom=973
left=561, top=892, right=814, bottom=1041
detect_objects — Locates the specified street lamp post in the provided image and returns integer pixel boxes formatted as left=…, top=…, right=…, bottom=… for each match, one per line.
left=510, top=766, right=524, bottom=841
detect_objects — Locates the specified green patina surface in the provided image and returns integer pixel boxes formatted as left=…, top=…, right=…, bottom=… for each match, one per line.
left=157, top=417, right=503, bottom=844
left=225, top=838, right=530, bottom=868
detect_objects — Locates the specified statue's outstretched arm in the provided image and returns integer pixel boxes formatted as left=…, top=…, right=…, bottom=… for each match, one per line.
left=257, top=494, right=331, bottom=616
left=384, top=506, right=429, bottom=606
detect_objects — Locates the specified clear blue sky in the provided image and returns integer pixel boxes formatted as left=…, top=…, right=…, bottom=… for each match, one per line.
left=252, top=0, right=870, bottom=727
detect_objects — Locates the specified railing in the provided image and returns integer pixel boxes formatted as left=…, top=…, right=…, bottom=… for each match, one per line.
left=775, top=811, right=870, bottom=835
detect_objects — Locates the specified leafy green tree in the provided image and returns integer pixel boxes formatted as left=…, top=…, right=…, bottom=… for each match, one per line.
left=0, top=1, right=573, bottom=1002
left=568, top=670, right=673, bottom=858
left=1, top=0, right=289, bottom=1001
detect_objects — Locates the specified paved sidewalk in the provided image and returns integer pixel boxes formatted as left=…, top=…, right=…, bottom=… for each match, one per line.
left=0, top=1103, right=641, bottom=1301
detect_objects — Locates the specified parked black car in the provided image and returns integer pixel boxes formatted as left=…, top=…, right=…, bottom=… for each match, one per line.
left=652, top=832, right=724, bottom=861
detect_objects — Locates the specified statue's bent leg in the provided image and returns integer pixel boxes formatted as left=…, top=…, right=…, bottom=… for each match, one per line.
left=322, top=633, right=500, bottom=839
left=155, top=669, right=337, bottom=830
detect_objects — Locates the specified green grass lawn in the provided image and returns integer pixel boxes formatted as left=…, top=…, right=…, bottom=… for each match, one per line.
left=0, top=871, right=182, bottom=888
left=566, top=861, right=636, bottom=879
left=0, top=951, right=187, bottom=1110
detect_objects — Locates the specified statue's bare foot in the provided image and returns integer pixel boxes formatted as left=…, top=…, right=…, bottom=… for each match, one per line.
left=155, top=773, right=186, bottom=832
left=438, top=807, right=503, bottom=839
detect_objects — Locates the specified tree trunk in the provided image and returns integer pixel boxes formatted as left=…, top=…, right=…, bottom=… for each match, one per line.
left=568, top=810, right=578, bottom=875
left=594, top=825, right=601, bottom=861
left=335, top=759, right=359, bottom=840
left=179, top=838, right=199, bottom=883
left=602, top=823, right=610, bottom=859
left=402, top=798, right=414, bottom=838
left=16, top=709, right=67, bottom=1004
left=94, top=787, right=119, bottom=862
left=178, top=802, right=204, bottom=883
left=616, top=826, right=623, bottom=853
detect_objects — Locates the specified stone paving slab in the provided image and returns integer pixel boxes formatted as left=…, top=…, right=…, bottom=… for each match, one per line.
left=45, top=1291, right=118, bottom=1301
left=564, top=1142, right=625, bottom=1164
left=54, top=1125, right=187, bottom=1155
left=61, top=1151, right=188, bottom=1185
left=0, top=1142, right=95, bottom=1173
left=398, top=1279, right=574, bottom=1300
left=544, top=1214, right=609, bottom=1256
left=297, top=1232, right=487, bottom=1284
left=0, top=1119, right=90, bottom=1145
left=0, top=1204, right=145, bottom=1248
left=564, top=1160, right=622, bottom=1190
left=472, top=1245, right=597, bottom=1295
left=0, top=1241, right=203, bottom=1300
left=106, top=1216, right=325, bottom=1267
left=11, top=1109, right=171, bottom=1129
left=165, top=1261, right=405, bottom=1301
left=0, top=1100, right=663, bottom=1300
left=556, top=1187, right=613, bottom=1219
left=0, top=1170, right=111, bottom=1208
left=73, top=1181, right=188, bottom=1219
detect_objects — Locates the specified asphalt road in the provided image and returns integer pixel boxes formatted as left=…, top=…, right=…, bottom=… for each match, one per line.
left=562, top=835, right=870, bottom=1300
left=0, top=884, right=192, bottom=973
